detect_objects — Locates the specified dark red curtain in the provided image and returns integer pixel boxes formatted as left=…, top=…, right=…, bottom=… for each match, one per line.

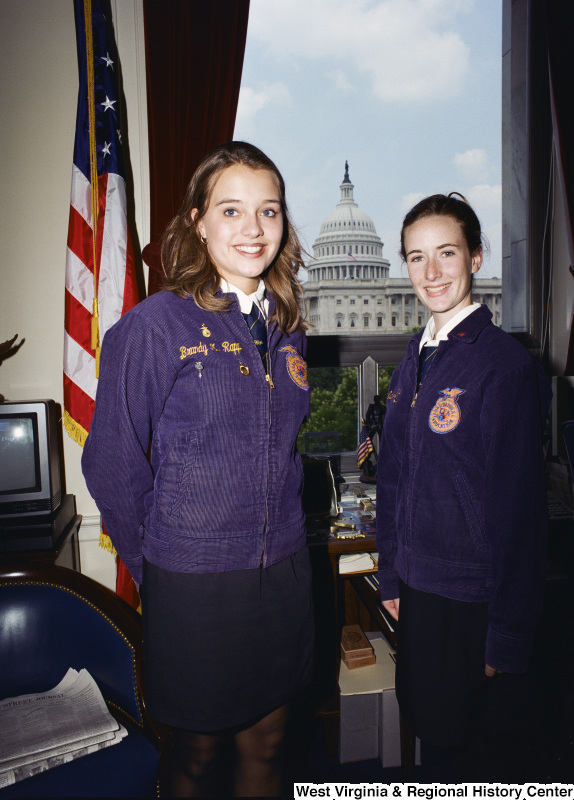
left=142, top=0, right=250, bottom=295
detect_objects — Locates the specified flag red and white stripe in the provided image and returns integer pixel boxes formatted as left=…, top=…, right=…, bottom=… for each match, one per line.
left=65, top=170, right=138, bottom=442
left=64, top=0, right=140, bottom=609
left=357, top=425, right=375, bottom=467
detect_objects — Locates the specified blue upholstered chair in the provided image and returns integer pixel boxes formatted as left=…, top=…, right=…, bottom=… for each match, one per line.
left=0, top=563, right=162, bottom=797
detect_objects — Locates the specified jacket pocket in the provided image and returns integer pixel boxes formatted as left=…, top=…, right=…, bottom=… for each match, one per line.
left=164, top=431, right=199, bottom=518
left=453, top=471, right=488, bottom=552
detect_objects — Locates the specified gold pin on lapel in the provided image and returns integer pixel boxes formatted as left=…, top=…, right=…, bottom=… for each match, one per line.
left=239, top=363, right=250, bottom=376
left=201, top=324, right=211, bottom=338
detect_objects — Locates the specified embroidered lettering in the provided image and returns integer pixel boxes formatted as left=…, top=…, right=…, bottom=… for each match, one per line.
left=179, top=342, right=208, bottom=360
left=222, top=341, right=242, bottom=354
left=279, top=345, right=309, bottom=390
left=429, top=388, right=465, bottom=434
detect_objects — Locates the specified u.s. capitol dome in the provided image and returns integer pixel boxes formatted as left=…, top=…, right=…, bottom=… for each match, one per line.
left=303, top=164, right=501, bottom=335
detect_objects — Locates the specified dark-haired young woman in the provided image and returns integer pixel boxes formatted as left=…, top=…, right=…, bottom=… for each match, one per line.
left=376, top=194, right=551, bottom=781
left=82, top=142, right=313, bottom=797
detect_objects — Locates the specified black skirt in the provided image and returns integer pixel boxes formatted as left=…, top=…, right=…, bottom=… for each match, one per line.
left=141, top=547, right=314, bottom=732
left=396, top=580, right=490, bottom=748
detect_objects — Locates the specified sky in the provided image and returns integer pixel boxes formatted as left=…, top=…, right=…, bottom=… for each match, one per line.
left=233, top=0, right=502, bottom=279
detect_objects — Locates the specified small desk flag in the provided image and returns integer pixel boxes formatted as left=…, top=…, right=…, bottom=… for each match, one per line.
left=357, top=425, right=375, bottom=468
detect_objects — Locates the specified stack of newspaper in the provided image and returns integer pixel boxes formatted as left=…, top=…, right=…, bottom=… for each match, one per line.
left=0, top=668, right=127, bottom=787
left=339, top=551, right=378, bottom=574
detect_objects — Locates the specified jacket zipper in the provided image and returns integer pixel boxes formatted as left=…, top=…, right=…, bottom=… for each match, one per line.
left=265, top=350, right=275, bottom=388
left=405, top=343, right=440, bottom=579
left=261, top=387, right=270, bottom=566
left=260, top=320, right=276, bottom=565
left=405, top=348, right=426, bottom=579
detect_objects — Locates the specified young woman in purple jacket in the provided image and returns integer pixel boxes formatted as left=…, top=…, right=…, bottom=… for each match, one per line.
left=82, top=142, right=313, bottom=797
left=376, top=193, right=551, bottom=781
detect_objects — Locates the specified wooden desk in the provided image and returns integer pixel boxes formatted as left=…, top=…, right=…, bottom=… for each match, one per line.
left=308, top=528, right=390, bottom=642
left=0, top=514, right=82, bottom=571
left=308, top=523, right=415, bottom=779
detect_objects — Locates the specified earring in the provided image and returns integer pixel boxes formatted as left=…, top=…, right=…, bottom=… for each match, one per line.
left=200, top=235, right=208, bottom=245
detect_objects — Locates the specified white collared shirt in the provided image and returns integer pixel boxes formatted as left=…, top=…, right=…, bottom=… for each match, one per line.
left=219, top=278, right=269, bottom=319
left=419, top=303, right=481, bottom=353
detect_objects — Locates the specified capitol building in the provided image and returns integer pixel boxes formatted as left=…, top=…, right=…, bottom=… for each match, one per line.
left=303, top=164, right=502, bottom=335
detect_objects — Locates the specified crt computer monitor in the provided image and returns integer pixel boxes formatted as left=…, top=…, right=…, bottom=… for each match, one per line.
left=0, top=400, right=62, bottom=520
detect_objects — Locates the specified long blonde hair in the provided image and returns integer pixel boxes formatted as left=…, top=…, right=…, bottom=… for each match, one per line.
left=161, top=141, right=308, bottom=333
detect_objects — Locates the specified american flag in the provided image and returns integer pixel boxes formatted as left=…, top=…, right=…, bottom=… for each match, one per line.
left=347, top=250, right=357, bottom=261
left=357, top=425, right=374, bottom=467
left=64, top=0, right=140, bottom=610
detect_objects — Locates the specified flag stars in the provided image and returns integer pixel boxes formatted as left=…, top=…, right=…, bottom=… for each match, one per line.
left=101, top=95, right=116, bottom=112
left=102, top=142, right=111, bottom=158
left=101, top=52, right=114, bottom=69
left=116, top=129, right=122, bottom=144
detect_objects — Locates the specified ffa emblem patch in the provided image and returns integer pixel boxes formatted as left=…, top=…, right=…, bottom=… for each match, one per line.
left=429, top=388, right=465, bottom=434
left=280, top=346, right=309, bottom=390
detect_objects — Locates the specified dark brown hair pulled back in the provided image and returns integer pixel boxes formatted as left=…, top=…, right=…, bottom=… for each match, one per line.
left=399, top=193, right=487, bottom=262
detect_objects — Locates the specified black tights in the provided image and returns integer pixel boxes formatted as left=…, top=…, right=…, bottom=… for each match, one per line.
left=169, top=704, right=288, bottom=798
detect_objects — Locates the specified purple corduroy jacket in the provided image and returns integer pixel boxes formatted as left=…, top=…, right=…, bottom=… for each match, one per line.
left=82, top=289, right=310, bottom=585
left=376, top=305, right=552, bottom=673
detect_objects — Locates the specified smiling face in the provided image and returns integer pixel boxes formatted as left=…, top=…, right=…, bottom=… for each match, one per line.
left=404, top=214, right=482, bottom=333
left=194, top=164, right=284, bottom=294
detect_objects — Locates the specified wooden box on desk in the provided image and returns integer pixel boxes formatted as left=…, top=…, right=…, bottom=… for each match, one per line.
left=341, top=624, right=376, bottom=669
left=338, top=634, right=420, bottom=769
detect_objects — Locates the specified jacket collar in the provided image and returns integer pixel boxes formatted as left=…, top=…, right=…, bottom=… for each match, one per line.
left=214, top=284, right=277, bottom=318
left=446, top=303, right=492, bottom=344
left=407, top=304, right=492, bottom=359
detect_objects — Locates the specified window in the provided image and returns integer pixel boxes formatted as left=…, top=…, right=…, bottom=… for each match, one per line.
left=378, top=364, right=395, bottom=399
left=363, top=316, right=369, bottom=327
left=232, top=3, right=503, bottom=472
left=363, top=298, right=368, bottom=305
left=297, top=366, right=359, bottom=456
left=303, top=335, right=406, bottom=470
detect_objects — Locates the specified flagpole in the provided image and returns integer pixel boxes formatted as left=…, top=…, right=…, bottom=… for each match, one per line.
left=83, top=0, right=101, bottom=377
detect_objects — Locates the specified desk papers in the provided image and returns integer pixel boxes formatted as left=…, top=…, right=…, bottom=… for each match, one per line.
left=0, top=668, right=127, bottom=787
left=339, top=552, right=378, bottom=574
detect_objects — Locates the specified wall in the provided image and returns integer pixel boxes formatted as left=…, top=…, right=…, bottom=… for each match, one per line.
left=0, top=0, right=149, bottom=588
